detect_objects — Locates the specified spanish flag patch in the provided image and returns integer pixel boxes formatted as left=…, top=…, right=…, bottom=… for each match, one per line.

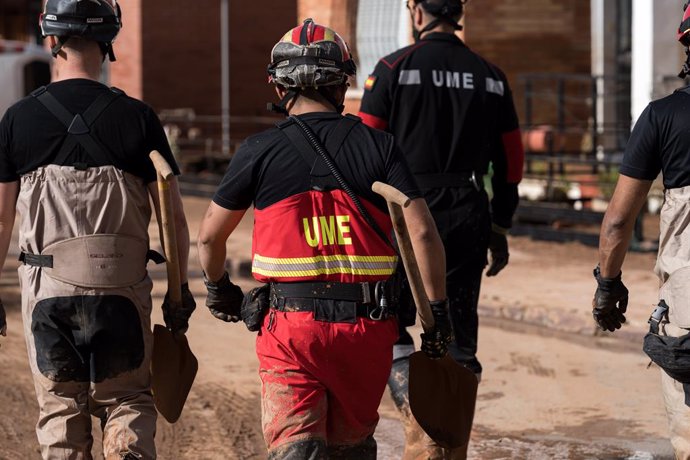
left=364, top=75, right=377, bottom=91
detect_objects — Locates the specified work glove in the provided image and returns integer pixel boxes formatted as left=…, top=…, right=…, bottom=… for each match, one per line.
left=162, top=283, right=196, bottom=335
left=0, top=298, right=6, bottom=337
left=204, top=271, right=244, bottom=322
left=240, top=284, right=270, bottom=332
left=592, top=266, right=628, bottom=332
left=420, top=299, right=453, bottom=359
left=486, top=226, right=509, bottom=277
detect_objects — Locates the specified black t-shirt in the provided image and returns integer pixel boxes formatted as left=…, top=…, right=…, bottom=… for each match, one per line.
left=212, top=112, right=421, bottom=213
left=358, top=33, right=523, bottom=228
left=620, top=87, right=690, bottom=189
left=0, top=78, right=178, bottom=183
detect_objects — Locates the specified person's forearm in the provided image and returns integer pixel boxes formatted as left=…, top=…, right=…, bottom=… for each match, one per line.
left=170, top=182, right=190, bottom=284
left=598, top=214, right=635, bottom=278
left=197, top=235, right=228, bottom=283
left=597, top=175, right=652, bottom=278
left=404, top=199, right=446, bottom=301
left=197, top=203, right=246, bottom=283
left=490, top=181, right=519, bottom=229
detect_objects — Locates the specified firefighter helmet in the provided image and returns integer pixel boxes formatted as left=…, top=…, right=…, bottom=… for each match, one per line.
left=40, top=0, right=122, bottom=61
left=268, top=19, right=356, bottom=89
left=679, top=2, right=690, bottom=46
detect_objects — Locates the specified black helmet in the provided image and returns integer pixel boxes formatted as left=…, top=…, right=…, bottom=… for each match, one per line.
left=413, top=0, right=466, bottom=31
left=40, top=0, right=122, bottom=61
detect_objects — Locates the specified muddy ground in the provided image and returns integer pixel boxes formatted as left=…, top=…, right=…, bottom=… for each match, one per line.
left=0, top=197, right=675, bottom=459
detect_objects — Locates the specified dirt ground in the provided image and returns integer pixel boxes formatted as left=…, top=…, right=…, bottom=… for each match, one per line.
left=0, top=197, right=674, bottom=459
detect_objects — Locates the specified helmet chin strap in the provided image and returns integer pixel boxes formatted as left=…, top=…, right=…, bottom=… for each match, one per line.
left=680, top=48, right=690, bottom=79
left=412, top=16, right=462, bottom=42
left=267, top=89, right=301, bottom=116
left=267, top=87, right=344, bottom=116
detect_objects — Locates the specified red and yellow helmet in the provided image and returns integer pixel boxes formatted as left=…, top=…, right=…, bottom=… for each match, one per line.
left=679, top=2, right=690, bottom=46
left=268, top=19, right=356, bottom=88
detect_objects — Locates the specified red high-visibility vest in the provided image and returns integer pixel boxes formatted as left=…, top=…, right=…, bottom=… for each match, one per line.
left=252, top=189, right=397, bottom=283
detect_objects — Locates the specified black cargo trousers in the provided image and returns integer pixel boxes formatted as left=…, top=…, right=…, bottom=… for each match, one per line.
left=396, top=187, right=490, bottom=376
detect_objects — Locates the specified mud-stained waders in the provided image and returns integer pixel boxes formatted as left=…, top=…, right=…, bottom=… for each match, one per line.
left=17, top=87, right=160, bottom=460
left=650, top=185, right=690, bottom=459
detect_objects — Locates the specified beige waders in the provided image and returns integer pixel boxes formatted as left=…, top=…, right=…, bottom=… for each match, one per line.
left=655, top=185, right=690, bottom=460
left=17, top=165, right=157, bottom=460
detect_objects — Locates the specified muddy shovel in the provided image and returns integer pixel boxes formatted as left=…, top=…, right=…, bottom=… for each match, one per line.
left=372, top=182, right=478, bottom=449
left=149, top=150, right=198, bottom=424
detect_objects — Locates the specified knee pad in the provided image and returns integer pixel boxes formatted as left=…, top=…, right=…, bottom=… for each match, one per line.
left=32, top=295, right=145, bottom=382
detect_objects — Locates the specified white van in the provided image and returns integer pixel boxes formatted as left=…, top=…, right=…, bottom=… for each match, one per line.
left=0, top=40, right=52, bottom=115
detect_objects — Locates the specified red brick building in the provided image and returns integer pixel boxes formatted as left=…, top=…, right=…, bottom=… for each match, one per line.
left=2, top=1, right=604, bottom=156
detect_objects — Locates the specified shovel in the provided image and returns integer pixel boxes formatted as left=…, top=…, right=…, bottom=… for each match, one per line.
left=372, top=182, right=478, bottom=449
left=149, top=150, right=198, bottom=424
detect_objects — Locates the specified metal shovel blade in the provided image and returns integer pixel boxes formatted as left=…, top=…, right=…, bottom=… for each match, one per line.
left=151, top=324, right=198, bottom=423
left=408, top=351, right=478, bottom=449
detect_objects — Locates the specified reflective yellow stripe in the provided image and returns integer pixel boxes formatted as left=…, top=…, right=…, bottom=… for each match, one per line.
left=252, top=267, right=395, bottom=277
left=253, top=254, right=397, bottom=264
left=252, top=253, right=397, bottom=278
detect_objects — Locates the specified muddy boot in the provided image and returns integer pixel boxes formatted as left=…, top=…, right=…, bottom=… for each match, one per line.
left=388, top=353, right=412, bottom=417
left=390, top=348, right=472, bottom=460
left=402, top=415, right=468, bottom=460
left=328, top=435, right=376, bottom=460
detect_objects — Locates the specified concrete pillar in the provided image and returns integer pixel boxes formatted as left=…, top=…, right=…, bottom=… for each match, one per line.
left=591, top=0, right=618, bottom=152
left=631, top=0, right=683, bottom=123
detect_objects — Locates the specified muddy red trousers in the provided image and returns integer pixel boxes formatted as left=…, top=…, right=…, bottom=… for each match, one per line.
left=256, top=309, right=398, bottom=459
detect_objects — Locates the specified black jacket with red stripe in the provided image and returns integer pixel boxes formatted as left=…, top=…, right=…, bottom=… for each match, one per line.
left=359, top=33, right=524, bottom=229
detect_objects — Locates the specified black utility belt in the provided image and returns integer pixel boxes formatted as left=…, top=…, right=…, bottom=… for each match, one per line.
left=270, top=281, right=395, bottom=322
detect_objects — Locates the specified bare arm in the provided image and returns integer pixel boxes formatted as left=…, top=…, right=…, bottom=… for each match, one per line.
left=403, top=197, right=446, bottom=301
left=148, top=178, right=190, bottom=283
left=598, top=175, right=652, bottom=278
left=197, top=202, right=247, bottom=282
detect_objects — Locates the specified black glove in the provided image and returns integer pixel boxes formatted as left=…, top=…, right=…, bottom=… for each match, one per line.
left=486, top=227, right=509, bottom=277
left=240, top=284, right=270, bottom=332
left=420, top=299, right=453, bottom=359
left=0, top=298, right=6, bottom=337
left=204, top=271, right=244, bottom=322
left=162, top=283, right=196, bottom=335
left=592, top=266, right=628, bottom=332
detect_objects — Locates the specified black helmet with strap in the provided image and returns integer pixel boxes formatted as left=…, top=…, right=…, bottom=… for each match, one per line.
left=413, top=0, right=466, bottom=37
left=40, top=0, right=123, bottom=62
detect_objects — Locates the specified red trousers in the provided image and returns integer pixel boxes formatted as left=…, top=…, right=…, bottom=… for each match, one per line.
left=256, top=310, right=398, bottom=455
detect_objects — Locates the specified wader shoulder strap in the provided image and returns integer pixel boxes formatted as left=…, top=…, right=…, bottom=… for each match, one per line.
left=279, top=114, right=394, bottom=249
left=278, top=114, right=360, bottom=176
left=31, top=86, right=124, bottom=169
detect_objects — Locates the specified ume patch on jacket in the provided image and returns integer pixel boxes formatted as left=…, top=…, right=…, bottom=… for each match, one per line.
left=252, top=189, right=397, bottom=283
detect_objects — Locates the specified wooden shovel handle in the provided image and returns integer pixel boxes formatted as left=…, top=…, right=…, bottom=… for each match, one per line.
left=372, top=182, right=435, bottom=332
left=150, top=150, right=181, bottom=304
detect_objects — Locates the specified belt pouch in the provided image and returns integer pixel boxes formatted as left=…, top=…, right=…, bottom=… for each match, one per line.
left=314, top=299, right=357, bottom=324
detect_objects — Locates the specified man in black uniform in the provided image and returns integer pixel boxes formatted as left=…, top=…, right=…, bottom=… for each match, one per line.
left=198, top=19, right=451, bottom=459
left=0, top=1, right=194, bottom=458
left=593, top=5, right=690, bottom=457
left=359, top=0, right=525, bottom=457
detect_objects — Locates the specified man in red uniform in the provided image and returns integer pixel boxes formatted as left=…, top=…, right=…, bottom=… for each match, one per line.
left=198, top=19, right=450, bottom=459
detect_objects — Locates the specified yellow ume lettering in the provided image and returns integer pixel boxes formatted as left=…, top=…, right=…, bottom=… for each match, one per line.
left=302, top=215, right=352, bottom=247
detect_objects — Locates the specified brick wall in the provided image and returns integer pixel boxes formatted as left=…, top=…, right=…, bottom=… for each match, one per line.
left=114, top=0, right=297, bottom=141
left=464, top=0, right=592, bottom=129
left=110, top=0, right=142, bottom=99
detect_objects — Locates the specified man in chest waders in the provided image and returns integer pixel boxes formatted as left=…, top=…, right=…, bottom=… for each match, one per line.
left=593, top=4, right=690, bottom=459
left=0, top=1, right=195, bottom=458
